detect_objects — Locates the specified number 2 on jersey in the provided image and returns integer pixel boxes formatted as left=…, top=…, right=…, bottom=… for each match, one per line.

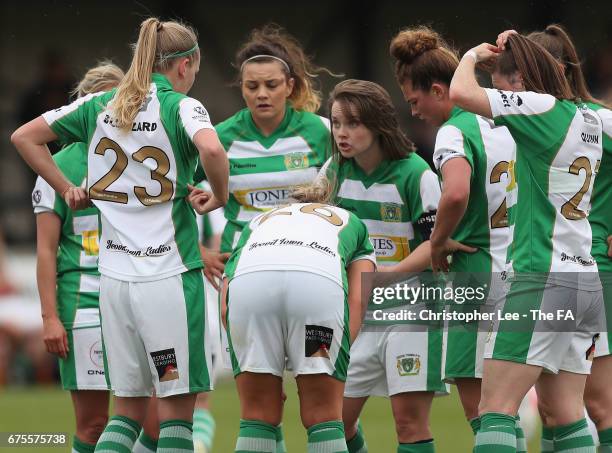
left=89, top=137, right=174, bottom=206
left=259, top=203, right=344, bottom=226
left=560, top=156, right=599, bottom=220
left=489, top=161, right=509, bottom=229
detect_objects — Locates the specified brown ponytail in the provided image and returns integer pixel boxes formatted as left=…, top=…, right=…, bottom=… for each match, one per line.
left=235, top=24, right=336, bottom=113
left=496, top=33, right=574, bottom=101
left=389, top=25, right=459, bottom=89
left=111, top=17, right=198, bottom=130
left=528, top=24, right=600, bottom=105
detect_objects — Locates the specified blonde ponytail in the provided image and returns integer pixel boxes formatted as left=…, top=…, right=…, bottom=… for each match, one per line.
left=111, top=17, right=199, bottom=130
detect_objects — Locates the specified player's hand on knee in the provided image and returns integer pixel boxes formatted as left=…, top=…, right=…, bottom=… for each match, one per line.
left=42, top=315, right=69, bottom=359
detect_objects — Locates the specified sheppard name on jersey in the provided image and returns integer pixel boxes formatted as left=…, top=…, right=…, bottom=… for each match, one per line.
left=248, top=237, right=337, bottom=257
left=103, top=114, right=158, bottom=132
left=106, top=240, right=172, bottom=257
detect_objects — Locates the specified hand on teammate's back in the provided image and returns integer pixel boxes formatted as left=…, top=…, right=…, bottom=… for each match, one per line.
left=63, top=186, right=89, bottom=210
left=200, top=246, right=230, bottom=290
left=431, top=238, right=478, bottom=273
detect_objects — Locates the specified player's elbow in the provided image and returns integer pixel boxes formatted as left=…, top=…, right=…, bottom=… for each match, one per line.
left=10, top=126, right=28, bottom=150
left=444, top=185, right=470, bottom=207
left=449, top=83, right=468, bottom=107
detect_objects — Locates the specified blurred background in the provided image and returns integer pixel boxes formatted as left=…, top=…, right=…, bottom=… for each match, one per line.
left=0, top=1, right=610, bottom=450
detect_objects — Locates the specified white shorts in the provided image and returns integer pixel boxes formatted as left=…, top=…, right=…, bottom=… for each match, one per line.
left=344, top=323, right=447, bottom=397
left=61, top=322, right=108, bottom=391
left=227, top=270, right=350, bottom=381
left=100, top=270, right=212, bottom=397
left=204, top=278, right=224, bottom=383
left=484, top=280, right=604, bottom=374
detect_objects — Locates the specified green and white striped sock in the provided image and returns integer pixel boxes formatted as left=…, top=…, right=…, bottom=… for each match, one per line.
left=397, top=439, right=435, bottom=452
left=193, top=409, right=215, bottom=452
left=541, top=426, right=554, bottom=453
left=157, top=420, right=193, bottom=452
left=132, top=430, right=158, bottom=453
left=553, top=419, right=595, bottom=452
left=514, top=416, right=526, bottom=453
left=235, top=419, right=276, bottom=453
left=95, top=416, right=140, bottom=453
left=598, top=427, right=612, bottom=452
left=347, top=421, right=367, bottom=453
left=474, top=412, right=516, bottom=453
left=73, top=436, right=96, bottom=453
left=307, top=421, right=348, bottom=453
left=469, top=417, right=481, bottom=436
left=275, top=424, right=286, bottom=453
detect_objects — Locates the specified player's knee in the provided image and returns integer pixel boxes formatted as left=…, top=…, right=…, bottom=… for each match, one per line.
left=394, top=415, right=429, bottom=442
left=77, top=415, right=108, bottom=444
left=584, top=390, right=612, bottom=426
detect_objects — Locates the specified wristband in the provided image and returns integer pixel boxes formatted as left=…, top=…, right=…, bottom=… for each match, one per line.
left=463, top=50, right=478, bottom=63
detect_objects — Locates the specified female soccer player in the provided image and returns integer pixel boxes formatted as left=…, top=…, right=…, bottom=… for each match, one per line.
left=311, top=78, right=451, bottom=453
left=12, top=17, right=229, bottom=453
left=210, top=24, right=332, bottom=254
left=223, top=201, right=376, bottom=453
left=193, top=25, right=333, bottom=451
left=450, top=33, right=604, bottom=452
left=389, top=26, right=517, bottom=447
left=33, top=62, right=123, bottom=453
left=499, top=24, right=612, bottom=452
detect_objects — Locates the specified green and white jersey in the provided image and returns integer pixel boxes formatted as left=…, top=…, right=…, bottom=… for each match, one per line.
left=587, top=104, right=612, bottom=272
left=42, top=73, right=214, bottom=282
left=434, top=107, right=516, bottom=274
left=224, top=203, right=376, bottom=292
left=32, top=143, right=101, bottom=329
left=214, top=105, right=330, bottom=253
left=485, top=89, right=603, bottom=288
left=323, top=154, right=440, bottom=265
left=320, top=154, right=440, bottom=322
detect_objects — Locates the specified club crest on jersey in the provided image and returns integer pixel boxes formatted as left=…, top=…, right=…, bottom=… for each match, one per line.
left=397, top=354, right=421, bottom=376
left=284, top=152, right=309, bottom=170
left=381, top=203, right=402, bottom=222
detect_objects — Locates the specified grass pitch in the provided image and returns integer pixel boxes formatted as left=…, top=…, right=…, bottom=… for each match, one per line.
left=0, top=379, right=541, bottom=452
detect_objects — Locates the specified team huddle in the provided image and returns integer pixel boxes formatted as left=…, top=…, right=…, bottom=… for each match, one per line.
left=10, top=15, right=612, bottom=453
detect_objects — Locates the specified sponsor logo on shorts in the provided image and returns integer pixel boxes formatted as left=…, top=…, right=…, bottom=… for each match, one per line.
left=380, top=203, right=402, bottom=222
left=89, top=340, right=104, bottom=368
left=284, top=152, right=309, bottom=170
left=560, top=252, right=595, bottom=266
left=396, top=354, right=421, bottom=376
left=32, top=189, right=42, bottom=205
left=586, top=333, right=600, bottom=361
left=151, top=348, right=180, bottom=382
left=305, top=325, right=333, bottom=359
